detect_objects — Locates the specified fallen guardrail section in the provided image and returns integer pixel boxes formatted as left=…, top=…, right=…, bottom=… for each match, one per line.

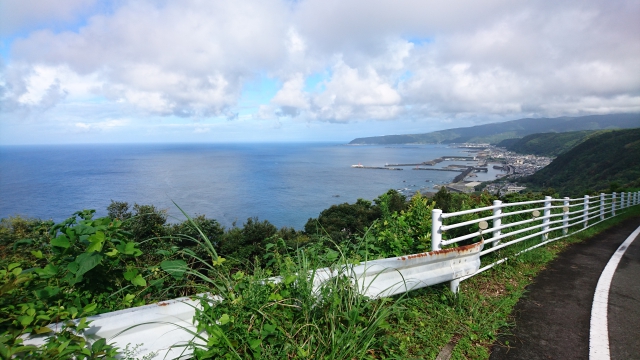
left=23, top=191, right=639, bottom=359
left=23, top=295, right=206, bottom=359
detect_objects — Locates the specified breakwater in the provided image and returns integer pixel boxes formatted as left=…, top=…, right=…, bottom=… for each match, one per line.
left=453, top=167, right=474, bottom=183
left=413, top=168, right=462, bottom=172
left=385, top=155, right=475, bottom=167
left=351, top=166, right=403, bottom=170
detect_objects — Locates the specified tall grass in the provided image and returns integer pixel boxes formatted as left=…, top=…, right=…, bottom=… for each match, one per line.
left=167, top=205, right=400, bottom=360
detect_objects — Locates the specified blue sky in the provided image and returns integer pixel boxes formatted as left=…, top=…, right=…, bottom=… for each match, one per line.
left=1, top=0, right=639, bottom=145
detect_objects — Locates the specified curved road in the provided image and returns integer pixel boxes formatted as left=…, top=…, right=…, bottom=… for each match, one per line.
left=489, top=216, right=640, bottom=360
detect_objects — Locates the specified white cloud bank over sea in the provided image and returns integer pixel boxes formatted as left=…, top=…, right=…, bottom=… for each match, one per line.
left=0, top=0, right=639, bottom=144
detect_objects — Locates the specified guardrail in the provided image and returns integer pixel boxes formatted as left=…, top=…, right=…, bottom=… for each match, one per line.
left=431, top=191, right=639, bottom=292
left=23, top=190, right=640, bottom=359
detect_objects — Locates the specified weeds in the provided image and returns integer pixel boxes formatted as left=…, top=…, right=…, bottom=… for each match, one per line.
left=166, top=204, right=400, bottom=359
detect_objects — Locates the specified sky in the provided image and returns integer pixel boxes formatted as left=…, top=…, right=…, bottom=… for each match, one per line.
left=0, top=0, right=639, bottom=145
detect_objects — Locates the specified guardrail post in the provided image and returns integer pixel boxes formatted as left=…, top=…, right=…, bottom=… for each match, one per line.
left=600, top=193, right=605, bottom=221
left=628, top=191, right=632, bottom=208
left=583, top=195, right=589, bottom=228
left=543, top=196, right=551, bottom=240
left=612, top=192, right=616, bottom=216
left=450, top=279, right=460, bottom=294
left=563, top=197, right=569, bottom=235
left=621, top=192, right=625, bottom=209
left=431, top=209, right=443, bottom=251
left=492, top=200, right=502, bottom=247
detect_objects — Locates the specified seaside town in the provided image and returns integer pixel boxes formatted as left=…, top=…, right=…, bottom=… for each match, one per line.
left=473, top=144, right=553, bottom=194
left=434, top=144, right=552, bottom=194
left=352, top=143, right=553, bottom=195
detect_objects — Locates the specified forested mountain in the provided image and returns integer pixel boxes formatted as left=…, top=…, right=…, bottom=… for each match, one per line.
left=349, top=113, right=640, bottom=145
left=520, top=128, right=640, bottom=196
left=496, top=130, right=613, bottom=157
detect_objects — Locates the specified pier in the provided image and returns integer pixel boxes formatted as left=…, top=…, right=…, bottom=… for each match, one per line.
left=413, top=167, right=462, bottom=172
left=453, top=167, right=474, bottom=183
left=384, top=155, right=475, bottom=168
left=352, top=165, right=403, bottom=170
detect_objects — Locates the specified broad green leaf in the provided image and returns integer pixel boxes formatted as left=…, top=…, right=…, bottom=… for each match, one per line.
left=262, top=323, right=277, bottom=336
left=123, top=294, right=135, bottom=305
left=18, top=315, right=34, bottom=327
left=74, top=252, right=103, bottom=278
left=30, top=250, right=43, bottom=259
left=131, top=274, right=146, bottom=287
left=69, top=306, right=79, bottom=319
left=248, top=338, right=261, bottom=350
left=118, top=241, right=143, bottom=256
left=284, top=275, right=297, bottom=285
left=160, top=260, right=187, bottom=279
left=75, top=223, right=95, bottom=235
left=218, top=314, right=230, bottom=325
left=212, top=257, right=226, bottom=266
left=86, top=231, right=106, bottom=252
left=7, top=263, right=20, bottom=271
left=11, top=267, right=22, bottom=276
left=51, top=235, right=70, bottom=249
left=123, top=269, right=138, bottom=281
left=83, top=303, right=97, bottom=314
left=92, top=338, right=107, bottom=352
left=65, top=228, right=77, bottom=241
left=67, top=261, right=79, bottom=274
left=105, top=248, right=118, bottom=257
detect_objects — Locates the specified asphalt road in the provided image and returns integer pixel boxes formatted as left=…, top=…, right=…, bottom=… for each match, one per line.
left=489, top=216, right=640, bottom=360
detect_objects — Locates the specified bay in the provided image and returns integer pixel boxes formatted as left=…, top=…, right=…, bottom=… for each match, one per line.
left=0, top=143, right=499, bottom=229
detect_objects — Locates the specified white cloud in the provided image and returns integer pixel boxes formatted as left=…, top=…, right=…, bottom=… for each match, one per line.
left=310, top=61, right=402, bottom=121
left=74, top=118, right=128, bottom=132
left=1, top=0, right=639, bottom=143
left=0, top=0, right=96, bottom=36
left=271, top=73, right=309, bottom=110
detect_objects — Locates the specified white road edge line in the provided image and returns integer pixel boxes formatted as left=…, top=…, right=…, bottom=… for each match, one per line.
left=589, top=225, right=640, bottom=360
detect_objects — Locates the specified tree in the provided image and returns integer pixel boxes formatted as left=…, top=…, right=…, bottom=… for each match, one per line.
left=169, top=215, right=224, bottom=248
left=107, top=201, right=132, bottom=221
left=304, top=199, right=380, bottom=242
left=219, top=217, right=277, bottom=263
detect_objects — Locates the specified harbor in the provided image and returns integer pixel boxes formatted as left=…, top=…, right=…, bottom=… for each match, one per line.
left=350, top=145, right=511, bottom=195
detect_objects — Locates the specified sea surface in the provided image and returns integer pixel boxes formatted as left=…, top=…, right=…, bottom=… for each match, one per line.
left=0, top=143, right=503, bottom=229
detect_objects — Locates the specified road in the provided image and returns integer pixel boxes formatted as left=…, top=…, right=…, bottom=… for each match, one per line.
left=489, top=216, right=640, bottom=360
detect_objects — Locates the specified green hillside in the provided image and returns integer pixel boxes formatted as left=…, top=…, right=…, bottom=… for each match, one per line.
left=496, top=130, right=613, bottom=157
left=520, top=128, right=640, bottom=196
left=349, top=113, right=640, bottom=145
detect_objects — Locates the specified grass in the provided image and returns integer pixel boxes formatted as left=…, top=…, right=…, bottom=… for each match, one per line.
left=162, top=206, right=404, bottom=360
left=371, top=204, right=640, bottom=359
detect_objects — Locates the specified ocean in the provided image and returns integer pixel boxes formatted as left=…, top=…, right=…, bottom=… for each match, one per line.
left=0, top=143, right=501, bottom=229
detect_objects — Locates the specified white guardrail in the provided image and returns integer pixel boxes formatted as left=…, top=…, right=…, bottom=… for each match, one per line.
left=23, top=190, right=640, bottom=359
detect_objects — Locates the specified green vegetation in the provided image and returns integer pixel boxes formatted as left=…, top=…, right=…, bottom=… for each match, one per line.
left=496, top=129, right=613, bottom=156
left=349, top=113, right=639, bottom=145
left=520, top=128, right=640, bottom=196
left=1, top=184, right=638, bottom=359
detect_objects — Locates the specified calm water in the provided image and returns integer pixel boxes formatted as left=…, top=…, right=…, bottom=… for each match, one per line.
left=0, top=143, right=500, bottom=229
